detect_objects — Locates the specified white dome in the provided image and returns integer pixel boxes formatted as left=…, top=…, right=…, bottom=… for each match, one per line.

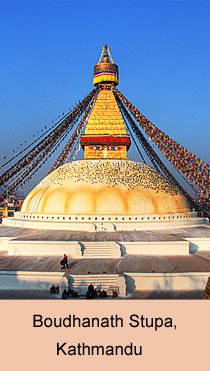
left=21, top=159, right=190, bottom=215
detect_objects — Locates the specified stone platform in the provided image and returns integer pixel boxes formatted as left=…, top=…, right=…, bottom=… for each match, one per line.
left=0, top=223, right=209, bottom=298
left=2, top=212, right=207, bottom=232
left=0, top=254, right=209, bottom=297
left=0, top=254, right=210, bottom=273
left=1, top=224, right=210, bottom=258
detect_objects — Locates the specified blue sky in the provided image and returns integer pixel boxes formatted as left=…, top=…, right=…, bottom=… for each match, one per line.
left=0, top=0, right=210, bottom=194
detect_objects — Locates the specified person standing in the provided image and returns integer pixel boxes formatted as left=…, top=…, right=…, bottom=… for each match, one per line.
left=60, top=254, right=69, bottom=269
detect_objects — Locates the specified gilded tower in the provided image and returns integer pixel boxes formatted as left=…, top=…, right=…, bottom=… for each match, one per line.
left=80, top=45, right=131, bottom=160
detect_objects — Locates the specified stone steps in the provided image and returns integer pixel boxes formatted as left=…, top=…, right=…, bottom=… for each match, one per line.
left=83, top=252, right=118, bottom=258
left=67, top=274, right=126, bottom=296
left=82, top=243, right=121, bottom=258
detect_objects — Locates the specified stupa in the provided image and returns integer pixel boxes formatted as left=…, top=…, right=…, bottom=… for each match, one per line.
left=0, top=45, right=209, bottom=299
left=4, top=45, right=195, bottom=231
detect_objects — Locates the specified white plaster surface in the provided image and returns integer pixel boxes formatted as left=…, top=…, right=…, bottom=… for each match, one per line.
left=3, top=212, right=207, bottom=232
left=124, top=272, right=210, bottom=293
left=0, top=270, right=209, bottom=295
left=0, top=271, right=126, bottom=296
left=0, top=271, right=68, bottom=291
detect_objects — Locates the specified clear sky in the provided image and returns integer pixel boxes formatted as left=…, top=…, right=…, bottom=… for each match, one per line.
left=0, top=0, right=210, bottom=194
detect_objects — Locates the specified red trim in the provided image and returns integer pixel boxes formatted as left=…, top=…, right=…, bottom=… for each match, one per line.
left=94, top=72, right=116, bottom=77
left=80, top=135, right=131, bottom=147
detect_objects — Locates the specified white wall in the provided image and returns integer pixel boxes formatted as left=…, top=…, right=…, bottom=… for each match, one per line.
left=124, top=272, right=210, bottom=293
left=1, top=239, right=210, bottom=257
left=0, top=271, right=208, bottom=296
left=121, top=241, right=189, bottom=255
left=0, top=271, right=126, bottom=296
left=0, top=271, right=68, bottom=291
left=4, top=240, right=82, bottom=257
left=3, top=211, right=207, bottom=232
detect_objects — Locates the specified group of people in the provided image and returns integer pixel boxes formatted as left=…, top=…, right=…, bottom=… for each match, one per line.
left=49, top=285, right=59, bottom=294
left=60, top=282, right=118, bottom=300
left=86, top=283, right=118, bottom=299
left=59, top=255, right=119, bottom=299
left=61, top=289, right=79, bottom=300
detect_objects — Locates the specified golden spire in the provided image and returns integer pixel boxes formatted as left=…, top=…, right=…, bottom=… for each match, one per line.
left=80, top=46, right=130, bottom=160
left=93, top=45, right=119, bottom=86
